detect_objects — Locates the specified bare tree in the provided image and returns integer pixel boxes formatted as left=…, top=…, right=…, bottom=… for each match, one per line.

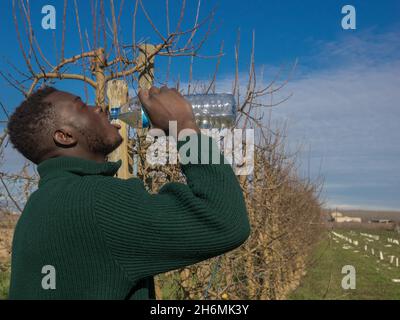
left=6, top=0, right=219, bottom=104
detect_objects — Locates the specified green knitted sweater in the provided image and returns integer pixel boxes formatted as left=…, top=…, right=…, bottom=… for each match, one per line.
left=9, top=133, right=250, bottom=299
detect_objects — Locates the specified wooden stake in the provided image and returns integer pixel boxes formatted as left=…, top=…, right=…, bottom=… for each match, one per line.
left=106, top=79, right=132, bottom=179
left=137, top=44, right=163, bottom=299
left=138, top=44, right=156, bottom=90
left=136, top=44, right=156, bottom=178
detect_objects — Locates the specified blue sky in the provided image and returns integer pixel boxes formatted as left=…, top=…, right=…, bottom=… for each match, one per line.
left=0, top=0, right=399, bottom=210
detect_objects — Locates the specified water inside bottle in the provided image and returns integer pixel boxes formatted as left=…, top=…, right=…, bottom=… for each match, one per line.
left=195, top=115, right=235, bottom=129
left=187, top=93, right=236, bottom=129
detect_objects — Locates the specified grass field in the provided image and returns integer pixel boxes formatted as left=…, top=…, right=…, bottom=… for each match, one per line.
left=290, top=229, right=400, bottom=300
left=0, top=267, right=10, bottom=299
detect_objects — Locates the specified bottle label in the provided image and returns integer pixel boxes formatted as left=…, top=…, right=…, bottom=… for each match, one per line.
left=141, top=109, right=150, bottom=128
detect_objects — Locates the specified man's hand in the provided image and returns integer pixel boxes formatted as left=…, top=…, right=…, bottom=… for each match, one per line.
left=138, top=86, right=200, bottom=137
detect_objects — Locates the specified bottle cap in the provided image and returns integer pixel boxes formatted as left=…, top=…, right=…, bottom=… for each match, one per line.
left=141, top=109, right=150, bottom=128
left=109, top=107, right=120, bottom=120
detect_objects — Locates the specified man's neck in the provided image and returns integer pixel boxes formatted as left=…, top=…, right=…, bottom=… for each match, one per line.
left=41, top=150, right=106, bottom=164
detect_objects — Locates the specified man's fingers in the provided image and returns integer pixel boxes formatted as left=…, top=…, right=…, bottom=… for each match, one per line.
left=138, top=88, right=149, bottom=102
left=138, top=88, right=153, bottom=115
left=169, top=87, right=181, bottom=96
left=149, top=86, right=160, bottom=97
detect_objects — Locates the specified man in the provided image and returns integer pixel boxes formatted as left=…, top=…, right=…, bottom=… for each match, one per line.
left=7, top=86, right=250, bottom=299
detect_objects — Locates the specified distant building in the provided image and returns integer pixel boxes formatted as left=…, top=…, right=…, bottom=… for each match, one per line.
left=330, top=211, right=361, bottom=223
left=369, top=219, right=394, bottom=224
left=331, top=211, right=344, bottom=219
left=335, top=216, right=362, bottom=223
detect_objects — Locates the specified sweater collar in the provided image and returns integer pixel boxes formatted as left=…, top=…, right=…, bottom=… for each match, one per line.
left=37, top=156, right=122, bottom=186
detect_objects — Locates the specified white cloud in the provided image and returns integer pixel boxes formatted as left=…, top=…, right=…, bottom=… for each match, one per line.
left=278, top=33, right=400, bottom=210
left=212, top=30, right=400, bottom=210
left=308, top=29, right=400, bottom=68
left=322, top=202, right=400, bottom=212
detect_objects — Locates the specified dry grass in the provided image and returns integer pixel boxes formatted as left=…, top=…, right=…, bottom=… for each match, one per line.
left=0, top=212, right=17, bottom=262
left=133, top=126, right=324, bottom=300
left=0, top=211, right=18, bottom=299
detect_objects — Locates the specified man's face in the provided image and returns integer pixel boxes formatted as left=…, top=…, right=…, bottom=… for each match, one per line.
left=46, top=91, right=123, bottom=156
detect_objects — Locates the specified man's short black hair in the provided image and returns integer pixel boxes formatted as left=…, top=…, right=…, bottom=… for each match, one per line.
left=7, top=87, right=58, bottom=164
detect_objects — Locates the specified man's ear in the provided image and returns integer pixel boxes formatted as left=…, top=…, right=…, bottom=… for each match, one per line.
left=53, top=127, right=78, bottom=147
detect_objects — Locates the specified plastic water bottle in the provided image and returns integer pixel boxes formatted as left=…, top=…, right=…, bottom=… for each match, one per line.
left=186, top=93, right=237, bottom=129
left=109, top=93, right=237, bottom=129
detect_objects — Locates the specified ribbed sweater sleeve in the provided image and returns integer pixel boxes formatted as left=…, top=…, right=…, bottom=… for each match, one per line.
left=93, top=133, right=250, bottom=282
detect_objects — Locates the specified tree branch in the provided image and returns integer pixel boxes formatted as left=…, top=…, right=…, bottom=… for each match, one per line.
left=28, top=73, right=97, bottom=95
